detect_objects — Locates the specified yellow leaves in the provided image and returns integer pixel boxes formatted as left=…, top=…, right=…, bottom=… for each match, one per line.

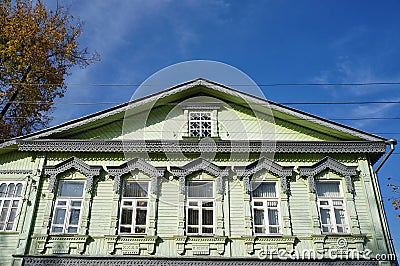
left=0, top=0, right=99, bottom=139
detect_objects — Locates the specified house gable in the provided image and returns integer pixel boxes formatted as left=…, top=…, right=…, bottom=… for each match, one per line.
left=2, top=78, right=382, bottom=142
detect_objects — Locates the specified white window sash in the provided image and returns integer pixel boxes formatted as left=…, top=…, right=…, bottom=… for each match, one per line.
left=119, top=181, right=149, bottom=235
left=50, top=181, right=85, bottom=234
left=251, top=182, right=281, bottom=235
left=0, top=181, right=24, bottom=232
left=51, top=199, right=82, bottom=234
left=186, top=198, right=214, bottom=235
left=188, top=112, right=213, bottom=138
left=316, top=181, right=349, bottom=234
left=186, top=181, right=215, bottom=235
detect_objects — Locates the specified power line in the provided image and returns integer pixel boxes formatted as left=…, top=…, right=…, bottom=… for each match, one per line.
left=2, top=100, right=400, bottom=106
left=2, top=81, right=400, bottom=87
left=4, top=116, right=400, bottom=121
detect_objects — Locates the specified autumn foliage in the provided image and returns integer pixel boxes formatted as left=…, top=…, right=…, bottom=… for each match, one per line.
left=387, top=183, right=400, bottom=218
left=0, top=0, right=98, bottom=140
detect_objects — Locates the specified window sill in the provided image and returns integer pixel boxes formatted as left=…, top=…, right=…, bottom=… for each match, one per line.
left=242, top=235, right=296, bottom=255
left=104, top=235, right=158, bottom=255
left=320, top=233, right=352, bottom=236
left=33, top=234, right=88, bottom=255
left=175, top=235, right=227, bottom=256
left=253, top=233, right=283, bottom=237
left=182, top=136, right=221, bottom=141
left=0, top=231, right=19, bottom=235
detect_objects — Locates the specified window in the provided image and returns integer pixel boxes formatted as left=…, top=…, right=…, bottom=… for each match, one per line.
left=316, top=181, right=349, bottom=234
left=0, top=182, right=23, bottom=231
left=120, top=181, right=149, bottom=234
left=51, top=181, right=85, bottom=234
left=189, top=112, right=212, bottom=137
left=251, top=182, right=280, bottom=235
left=186, top=181, right=214, bottom=235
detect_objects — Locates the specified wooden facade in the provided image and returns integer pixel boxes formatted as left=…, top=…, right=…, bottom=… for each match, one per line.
left=0, top=79, right=396, bottom=265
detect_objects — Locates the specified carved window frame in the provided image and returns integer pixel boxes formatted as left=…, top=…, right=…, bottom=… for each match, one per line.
left=234, top=157, right=294, bottom=255
left=107, top=158, right=164, bottom=237
left=298, top=157, right=359, bottom=235
left=180, top=102, right=221, bottom=138
left=43, top=157, right=102, bottom=236
left=171, top=158, right=229, bottom=255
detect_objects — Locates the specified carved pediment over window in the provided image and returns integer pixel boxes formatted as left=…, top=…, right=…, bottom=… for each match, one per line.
left=44, top=157, right=102, bottom=193
left=298, top=157, right=358, bottom=193
left=170, top=158, right=230, bottom=194
left=107, top=158, right=165, bottom=193
left=234, top=157, right=294, bottom=193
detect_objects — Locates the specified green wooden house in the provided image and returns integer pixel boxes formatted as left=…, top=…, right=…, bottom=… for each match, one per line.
left=0, top=79, right=396, bottom=265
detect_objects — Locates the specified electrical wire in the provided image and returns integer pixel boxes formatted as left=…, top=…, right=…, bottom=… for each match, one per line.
left=2, top=81, right=400, bottom=87
left=3, top=100, right=400, bottom=106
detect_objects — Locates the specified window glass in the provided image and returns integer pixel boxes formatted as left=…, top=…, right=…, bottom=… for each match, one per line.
left=119, top=181, right=149, bottom=234
left=187, top=181, right=214, bottom=235
left=51, top=181, right=84, bottom=234
left=123, top=181, right=148, bottom=197
left=188, top=181, right=213, bottom=198
left=316, top=181, right=348, bottom=234
left=251, top=182, right=280, bottom=235
left=58, top=181, right=84, bottom=197
left=189, top=112, right=212, bottom=137
left=252, top=182, right=277, bottom=198
left=316, top=182, right=341, bottom=197
left=0, top=181, right=24, bottom=231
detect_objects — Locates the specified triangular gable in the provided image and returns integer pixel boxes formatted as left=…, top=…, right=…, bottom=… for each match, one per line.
left=0, top=78, right=386, bottom=150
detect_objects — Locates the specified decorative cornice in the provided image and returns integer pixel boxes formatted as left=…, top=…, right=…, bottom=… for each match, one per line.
left=107, top=158, right=165, bottom=193
left=179, top=102, right=222, bottom=110
left=298, top=157, right=358, bottom=193
left=17, top=140, right=386, bottom=154
left=19, top=256, right=381, bottom=265
left=44, top=157, right=102, bottom=193
left=0, top=169, right=33, bottom=175
left=171, top=158, right=230, bottom=194
left=234, top=157, right=294, bottom=193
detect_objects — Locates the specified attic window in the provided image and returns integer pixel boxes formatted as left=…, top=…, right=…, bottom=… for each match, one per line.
left=180, top=101, right=221, bottom=138
left=189, top=112, right=212, bottom=137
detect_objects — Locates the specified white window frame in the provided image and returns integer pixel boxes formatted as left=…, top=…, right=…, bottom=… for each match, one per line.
left=50, top=180, right=85, bottom=234
left=251, top=181, right=281, bottom=235
left=119, top=181, right=149, bottom=235
left=316, top=180, right=349, bottom=234
left=186, top=181, right=215, bottom=235
left=188, top=111, right=213, bottom=138
left=0, top=181, right=24, bottom=231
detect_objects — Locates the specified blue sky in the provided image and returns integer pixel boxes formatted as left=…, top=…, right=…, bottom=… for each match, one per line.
left=49, top=0, right=400, bottom=257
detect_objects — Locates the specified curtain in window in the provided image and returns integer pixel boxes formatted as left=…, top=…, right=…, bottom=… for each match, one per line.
left=252, top=183, right=276, bottom=198
left=334, top=209, right=346, bottom=225
left=123, top=182, right=148, bottom=197
left=316, top=182, right=341, bottom=197
left=188, top=182, right=213, bottom=198
left=320, top=209, right=331, bottom=225
left=0, top=184, right=6, bottom=197
left=58, top=181, right=84, bottom=197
